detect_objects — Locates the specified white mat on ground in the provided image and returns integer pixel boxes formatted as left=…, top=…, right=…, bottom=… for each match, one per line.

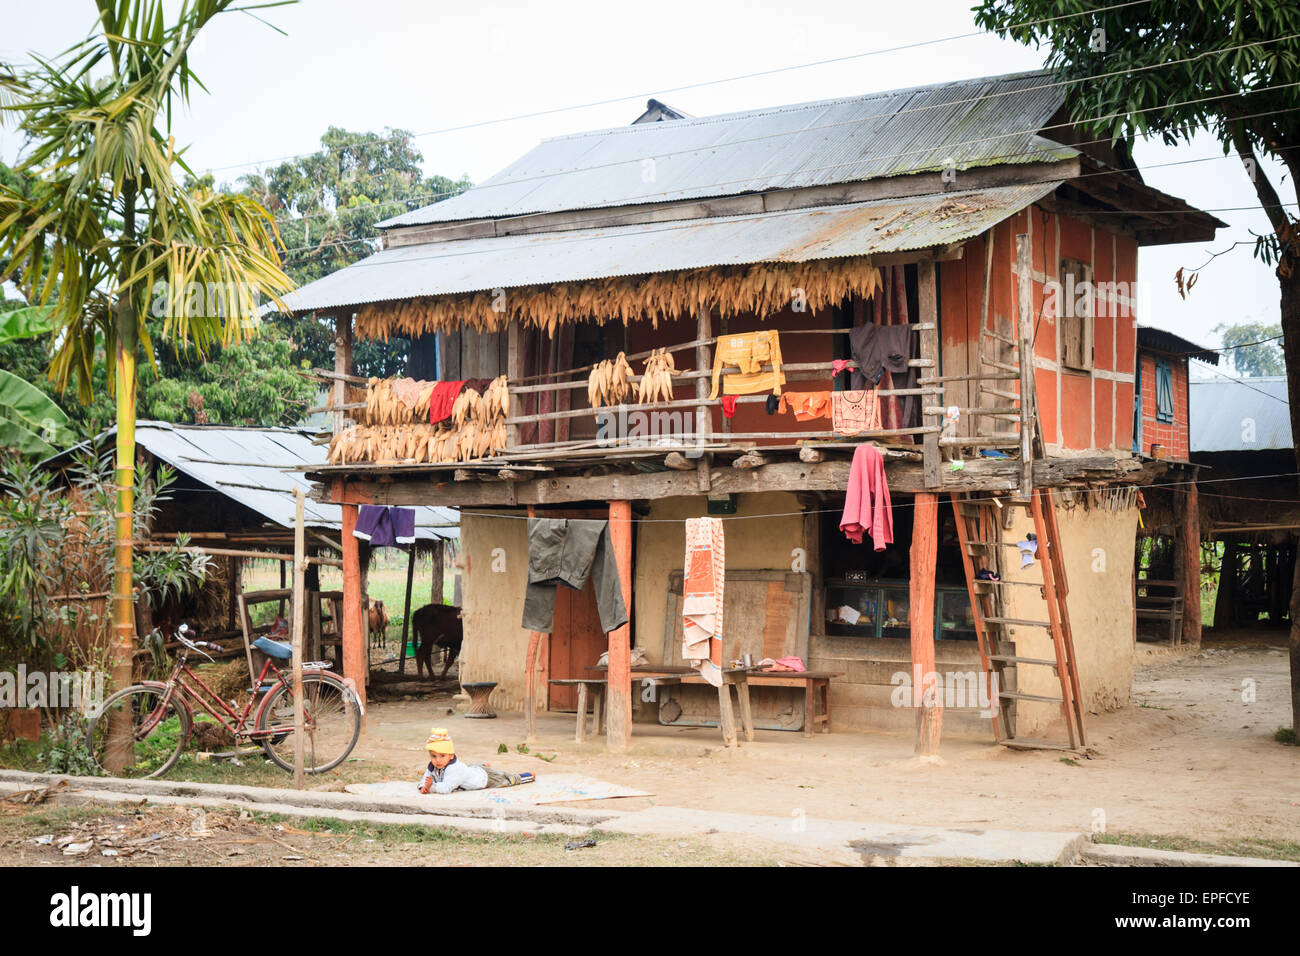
left=346, top=774, right=651, bottom=805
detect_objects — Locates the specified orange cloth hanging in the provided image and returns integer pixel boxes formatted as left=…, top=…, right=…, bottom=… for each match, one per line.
left=779, top=390, right=832, bottom=422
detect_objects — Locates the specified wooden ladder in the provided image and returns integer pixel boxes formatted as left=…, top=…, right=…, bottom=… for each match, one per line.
left=950, top=489, right=1086, bottom=751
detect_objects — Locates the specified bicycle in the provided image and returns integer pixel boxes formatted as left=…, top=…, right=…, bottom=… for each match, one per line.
left=86, top=624, right=362, bottom=779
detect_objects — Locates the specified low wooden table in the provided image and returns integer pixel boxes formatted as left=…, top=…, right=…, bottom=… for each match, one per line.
left=549, top=678, right=606, bottom=742
left=461, top=681, right=498, bottom=718
left=592, top=666, right=755, bottom=747
left=742, top=670, right=841, bottom=737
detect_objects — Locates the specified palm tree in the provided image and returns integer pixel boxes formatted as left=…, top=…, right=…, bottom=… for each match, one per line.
left=0, top=0, right=295, bottom=747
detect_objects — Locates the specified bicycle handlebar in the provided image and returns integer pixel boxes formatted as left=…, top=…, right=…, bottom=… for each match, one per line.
left=174, top=624, right=219, bottom=660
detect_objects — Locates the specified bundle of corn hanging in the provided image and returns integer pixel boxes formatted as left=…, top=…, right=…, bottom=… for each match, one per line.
left=479, top=375, right=509, bottom=423
left=450, top=387, right=481, bottom=427
left=354, top=257, right=884, bottom=340
left=357, top=377, right=435, bottom=426
left=587, top=352, right=634, bottom=407
left=635, top=348, right=685, bottom=404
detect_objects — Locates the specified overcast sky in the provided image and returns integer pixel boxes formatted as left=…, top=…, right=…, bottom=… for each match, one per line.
left=3, top=0, right=1290, bottom=376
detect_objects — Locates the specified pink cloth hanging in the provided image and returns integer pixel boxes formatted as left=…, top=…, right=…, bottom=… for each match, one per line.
left=682, top=517, right=725, bottom=687
left=840, top=444, right=893, bottom=551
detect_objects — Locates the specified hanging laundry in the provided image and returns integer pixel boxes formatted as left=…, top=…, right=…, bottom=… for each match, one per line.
left=1017, top=533, right=1038, bottom=570
left=708, top=330, right=785, bottom=399
left=428, top=380, right=468, bottom=424
left=849, top=321, right=919, bottom=427
left=682, top=516, right=725, bottom=688
left=779, top=391, right=832, bottom=422
left=831, top=389, right=882, bottom=436
left=354, top=505, right=416, bottom=547
left=831, top=358, right=855, bottom=379
left=720, top=395, right=738, bottom=419
left=390, top=377, right=427, bottom=411
left=765, top=394, right=780, bottom=415
left=521, top=519, right=628, bottom=634
left=840, top=443, right=893, bottom=551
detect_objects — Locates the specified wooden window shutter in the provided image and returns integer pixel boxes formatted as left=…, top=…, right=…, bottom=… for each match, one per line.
left=1155, top=359, right=1174, bottom=423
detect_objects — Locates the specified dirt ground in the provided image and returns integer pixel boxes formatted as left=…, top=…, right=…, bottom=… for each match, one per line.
left=346, top=627, right=1298, bottom=846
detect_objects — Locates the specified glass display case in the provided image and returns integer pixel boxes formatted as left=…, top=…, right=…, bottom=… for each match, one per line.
left=825, top=579, right=976, bottom=640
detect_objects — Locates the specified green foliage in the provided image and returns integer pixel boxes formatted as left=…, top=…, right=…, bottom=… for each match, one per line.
left=0, top=305, right=53, bottom=345
left=973, top=1, right=1300, bottom=265
left=1213, top=321, right=1285, bottom=376
left=38, top=714, right=104, bottom=776
left=140, top=325, right=315, bottom=426
left=0, top=368, right=74, bottom=457
left=238, top=126, right=471, bottom=377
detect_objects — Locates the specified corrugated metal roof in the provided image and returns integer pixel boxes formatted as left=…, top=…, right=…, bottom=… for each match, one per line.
left=50, top=422, right=459, bottom=539
left=379, top=71, right=1073, bottom=227
left=1137, top=325, right=1219, bottom=365
left=1189, top=377, right=1291, bottom=452
left=285, top=182, right=1059, bottom=314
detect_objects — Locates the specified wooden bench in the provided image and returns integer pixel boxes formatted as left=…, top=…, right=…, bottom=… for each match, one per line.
left=591, top=666, right=756, bottom=746
left=1136, top=578, right=1184, bottom=645
left=549, top=678, right=606, bottom=742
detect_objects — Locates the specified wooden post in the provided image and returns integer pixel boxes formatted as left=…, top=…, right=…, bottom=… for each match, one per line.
left=333, top=313, right=351, bottom=437
left=339, top=500, right=366, bottom=711
left=524, top=629, right=543, bottom=742
left=910, top=492, right=942, bottom=756
left=1182, top=480, right=1202, bottom=645
left=606, top=500, right=633, bottom=752
left=1015, top=235, right=1035, bottom=496
left=399, top=543, right=416, bottom=676
left=918, top=260, right=941, bottom=488
left=291, top=488, right=306, bottom=789
left=431, top=540, right=444, bottom=605
left=694, top=308, right=712, bottom=491
left=507, top=324, right=523, bottom=451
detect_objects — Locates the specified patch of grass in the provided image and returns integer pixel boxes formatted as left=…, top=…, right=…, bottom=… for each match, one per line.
left=0, top=739, right=45, bottom=772
left=0, top=805, right=127, bottom=837
left=1094, top=831, right=1300, bottom=862
left=251, top=811, right=597, bottom=848
left=1058, top=757, right=1081, bottom=767
left=1276, top=727, right=1296, bottom=745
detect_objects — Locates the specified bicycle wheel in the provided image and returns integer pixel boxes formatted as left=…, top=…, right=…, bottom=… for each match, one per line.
left=255, top=673, right=360, bottom=774
left=87, top=684, right=192, bottom=779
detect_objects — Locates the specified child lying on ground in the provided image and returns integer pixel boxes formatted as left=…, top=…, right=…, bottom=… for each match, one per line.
left=418, top=727, right=534, bottom=794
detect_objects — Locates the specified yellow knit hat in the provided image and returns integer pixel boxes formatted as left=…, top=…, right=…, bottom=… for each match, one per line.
left=425, top=727, right=455, bottom=754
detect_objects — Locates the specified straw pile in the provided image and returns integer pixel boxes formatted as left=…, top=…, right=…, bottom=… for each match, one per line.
left=353, top=257, right=884, bottom=340
left=328, top=375, right=510, bottom=464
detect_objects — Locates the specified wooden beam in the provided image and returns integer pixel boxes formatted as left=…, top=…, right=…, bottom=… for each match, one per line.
left=917, top=260, right=940, bottom=488
left=333, top=313, right=352, bottom=437
left=606, top=500, right=633, bottom=752
left=1015, top=234, right=1034, bottom=496
left=338, top=490, right=366, bottom=711
left=1182, top=482, right=1202, bottom=645
left=291, top=488, right=307, bottom=789
left=695, top=308, right=713, bottom=492
left=910, top=492, right=942, bottom=756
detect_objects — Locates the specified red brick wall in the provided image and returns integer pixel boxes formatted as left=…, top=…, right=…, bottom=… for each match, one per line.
left=1138, top=350, right=1190, bottom=460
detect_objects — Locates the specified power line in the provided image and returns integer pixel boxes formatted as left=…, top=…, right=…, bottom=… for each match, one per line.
left=202, top=0, right=1159, bottom=177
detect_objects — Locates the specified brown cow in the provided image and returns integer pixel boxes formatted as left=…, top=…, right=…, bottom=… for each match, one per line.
left=411, top=603, right=462, bottom=680
left=367, top=599, right=389, bottom=648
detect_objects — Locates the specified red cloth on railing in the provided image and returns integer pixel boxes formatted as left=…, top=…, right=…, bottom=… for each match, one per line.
left=429, top=381, right=468, bottom=424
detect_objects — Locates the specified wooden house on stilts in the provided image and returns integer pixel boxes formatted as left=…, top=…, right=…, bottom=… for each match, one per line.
left=285, top=72, right=1222, bottom=753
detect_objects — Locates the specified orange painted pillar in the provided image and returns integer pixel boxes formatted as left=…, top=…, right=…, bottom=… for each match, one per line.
left=910, top=492, right=942, bottom=756
left=606, top=500, right=633, bottom=752
left=340, top=500, right=366, bottom=711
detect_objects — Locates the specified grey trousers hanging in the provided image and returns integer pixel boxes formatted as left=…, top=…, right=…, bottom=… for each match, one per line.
left=521, top=518, right=629, bottom=634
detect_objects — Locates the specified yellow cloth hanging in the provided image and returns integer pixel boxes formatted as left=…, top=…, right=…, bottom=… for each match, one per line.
left=708, top=330, right=786, bottom=399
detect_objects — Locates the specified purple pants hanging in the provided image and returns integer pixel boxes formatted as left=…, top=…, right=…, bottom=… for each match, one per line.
left=354, top=505, right=416, bottom=547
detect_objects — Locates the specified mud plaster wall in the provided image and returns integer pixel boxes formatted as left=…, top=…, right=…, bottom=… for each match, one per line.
left=458, top=510, right=531, bottom=711
left=1002, top=503, right=1137, bottom=735
left=634, top=492, right=806, bottom=660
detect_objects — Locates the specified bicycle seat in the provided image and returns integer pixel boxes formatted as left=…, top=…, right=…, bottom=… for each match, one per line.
left=252, top=636, right=293, bottom=660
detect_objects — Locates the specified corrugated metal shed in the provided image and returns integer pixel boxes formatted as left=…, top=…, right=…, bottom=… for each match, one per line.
left=379, top=71, right=1073, bottom=227
left=50, top=422, right=459, bottom=539
left=285, top=182, right=1059, bottom=314
left=1189, top=377, right=1291, bottom=452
